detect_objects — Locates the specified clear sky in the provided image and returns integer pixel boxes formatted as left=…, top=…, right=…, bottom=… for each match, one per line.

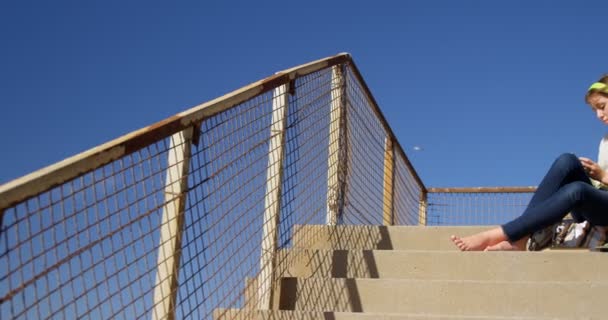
left=1, top=0, right=607, bottom=188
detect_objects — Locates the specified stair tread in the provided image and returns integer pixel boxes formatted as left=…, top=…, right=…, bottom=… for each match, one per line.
left=276, top=248, right=608, bottom=282
left=278, top=277, right=606, bottom=318
left=292, top=225, right=497, bottom=250
left=214, top=308, right=563, bottom=320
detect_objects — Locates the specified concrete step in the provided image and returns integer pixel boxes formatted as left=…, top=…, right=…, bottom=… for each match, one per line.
left=278, top=277, right=606, bottom=318
left=276, top=249, right=608, bottom=282
left=292, top=225, right=493, bottom=250
left=214, top=308, right=557, bottom=319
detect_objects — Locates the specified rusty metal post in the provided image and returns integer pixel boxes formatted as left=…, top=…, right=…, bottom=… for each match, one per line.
left=152, top=127, right=194, bottom=320
left=258, top=83, right=289, bottom=310
left=382, top=137, right=395, bottom=226
left=326, top=64, right=347, bottom=225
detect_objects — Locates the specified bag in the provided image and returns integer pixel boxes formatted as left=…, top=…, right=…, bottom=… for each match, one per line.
left=581, top=225, right=608, bottom=249
left=526, top=217, right=607, bottom=251
left=527, top=222, right=560, bottom=251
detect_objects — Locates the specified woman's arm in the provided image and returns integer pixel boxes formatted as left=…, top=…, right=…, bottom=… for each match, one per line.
left=579, top=157, right=608, bottom=185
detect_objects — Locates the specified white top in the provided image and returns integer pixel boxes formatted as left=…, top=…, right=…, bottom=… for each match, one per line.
left=598, top=135, right=608, bottom=170
left=593, top=134, right=608, bottom=189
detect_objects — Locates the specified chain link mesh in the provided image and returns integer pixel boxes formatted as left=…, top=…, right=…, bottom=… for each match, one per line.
left=426, top=190, right=535, bottom=226
left=1, top=138, right=176, bottom=319
left=340, top=68, right=390, bottom=225
left=2, top=55, right=498, bottom=320
left=394, top=155, right=424, bottom=226
left=276, top=68, right=334, bottom=247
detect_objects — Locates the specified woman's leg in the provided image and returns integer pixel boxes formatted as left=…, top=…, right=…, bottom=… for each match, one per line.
left=451, top=153, right=591, bottom=251
left=454, top=181, right=608, bottom=251
left=503, top=181, right=608, bottom=241
left=524, top=153, right=589, bottom=211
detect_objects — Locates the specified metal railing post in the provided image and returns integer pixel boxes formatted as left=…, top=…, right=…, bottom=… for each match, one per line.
left=258, top=83, right=289, bottom=310
left=152, top=127, right=194, bottom=320
left=418, top=191, right=428, bottom=226
left=326, top=64, right=347, bottom=225
left=382, top=137, right=395, bottom=226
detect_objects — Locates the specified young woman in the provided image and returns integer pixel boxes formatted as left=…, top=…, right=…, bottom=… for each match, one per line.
left=451, top=76, right=608, bottom=251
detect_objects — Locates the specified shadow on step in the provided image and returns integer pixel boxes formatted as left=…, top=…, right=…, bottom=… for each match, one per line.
left=292, top=225, right=394, bottom=250
left=331, top=225, right=394, bottom=250
left=279, top=278, right=363, bottom=313
left=276, top=248, right=381, bottom=279
left=330, top=250, right=379, bottom=278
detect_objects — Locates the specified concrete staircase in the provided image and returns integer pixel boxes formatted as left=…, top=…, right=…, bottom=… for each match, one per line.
left=215, top=225, right=608, bottom=319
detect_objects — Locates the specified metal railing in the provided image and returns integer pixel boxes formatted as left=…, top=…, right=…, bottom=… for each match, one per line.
left=0, top=53, right=533, bottom=319
left=426, top=187, right=536, bottom=226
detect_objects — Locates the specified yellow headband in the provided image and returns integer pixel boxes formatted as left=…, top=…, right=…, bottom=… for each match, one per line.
left=589, top=82, right=608, bottom=92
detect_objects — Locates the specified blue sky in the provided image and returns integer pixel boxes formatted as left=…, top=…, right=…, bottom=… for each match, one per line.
left=1, top=0, right=607, bottom=188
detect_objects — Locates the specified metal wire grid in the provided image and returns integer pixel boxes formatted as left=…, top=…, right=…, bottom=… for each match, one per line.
left=176, top=67, right=346, bottom=319
left=393, top=156, right=424, bottom=225
left=276, top=68, right=334, bottom=248
left=1, top=56, right=428, bottom=320
left=175, top=91, right=276, bottom=319
left=340, top=67, right=390, bottom=226
left=1, top=138, right=178, bottom=319
left=0, top=61, right=354, bottom=320
left=426, top=191, right=534, bottom=226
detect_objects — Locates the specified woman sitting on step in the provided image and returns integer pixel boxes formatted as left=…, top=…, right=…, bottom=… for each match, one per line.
left=451, top=75, right=608, bottom=251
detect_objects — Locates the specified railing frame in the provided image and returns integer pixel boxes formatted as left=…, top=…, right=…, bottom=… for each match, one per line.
left=424, top=187, right=537, bottom=226
left=0, top=52, right=428, bottom=226
left=418, top=191, right=428, bottom=226
left=0, top=53, right=437, bottom=318
left=326, top=64, right=348, bottom=225
left=258, top=83, right=290, bottom=310
left=382, top=137, right=395, bottom=226
left=152, top=128, right=195, bottom=320
left=345, top=60, right=426, bottom=198
left=428, top=187, right=537, bottom=193
left=0, top=54, right=352, bottom=212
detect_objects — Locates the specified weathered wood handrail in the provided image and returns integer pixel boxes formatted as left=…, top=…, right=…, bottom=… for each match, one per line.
left=0, top=54, right=351, bottom=211
left=428, top=186, right=537, bottom=193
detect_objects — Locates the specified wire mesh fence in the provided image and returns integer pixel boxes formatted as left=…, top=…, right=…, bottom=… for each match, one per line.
left=341, top=67, right=389, bottom=226
left=0, top=53, right=539, bottom=320
left=0, top=54, right=430, bottom=319
left=426, top=188, right=536, bottom=226
left=1, top=138, right=176, bottom=319
left=394, top=155, right=425, bottom=226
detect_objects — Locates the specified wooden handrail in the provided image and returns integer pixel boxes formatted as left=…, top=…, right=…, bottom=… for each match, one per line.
left=428, top=186, right=537, bottom=193
left=0, top=52, right=430, bottom=211
left=0, top=53, right=351, bottom=210
left=346, top=61, right=427, bottom=193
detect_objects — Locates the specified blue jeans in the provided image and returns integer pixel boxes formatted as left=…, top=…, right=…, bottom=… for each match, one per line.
left=502, top=153, right=608, bottom=242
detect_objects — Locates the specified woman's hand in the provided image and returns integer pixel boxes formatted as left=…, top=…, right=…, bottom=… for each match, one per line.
left=579, top=157, right=606, bottom=182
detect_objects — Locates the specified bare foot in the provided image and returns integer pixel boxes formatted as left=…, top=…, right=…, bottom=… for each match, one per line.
left=450, top=228, right=508, bottom=251
left=484, top=241, right=520, bottom=251
left=484, top=237, right=529, bottom=251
